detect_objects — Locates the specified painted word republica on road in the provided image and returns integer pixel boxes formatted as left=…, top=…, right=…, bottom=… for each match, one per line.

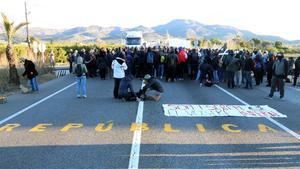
left=163, top=104, right=287, bottom=118
left=0, top=122, right=278, bottom=133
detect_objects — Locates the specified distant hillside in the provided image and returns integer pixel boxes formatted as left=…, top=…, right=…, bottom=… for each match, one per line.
left=0, top=19, right=299, bottom=45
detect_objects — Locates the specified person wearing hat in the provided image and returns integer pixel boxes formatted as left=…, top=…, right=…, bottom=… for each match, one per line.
left=266, top=53, right=288, bottom=99
left=138, top=74, right=164, bottom=101
left=21, top=57, right=39, bottom=92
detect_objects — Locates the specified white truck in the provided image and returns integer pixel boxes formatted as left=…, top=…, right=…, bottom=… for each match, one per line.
left=125, top=31, right=144, bottom=48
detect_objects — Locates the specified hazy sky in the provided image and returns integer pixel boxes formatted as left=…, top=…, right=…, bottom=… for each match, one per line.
left=0, top=0, right=299, bottom=40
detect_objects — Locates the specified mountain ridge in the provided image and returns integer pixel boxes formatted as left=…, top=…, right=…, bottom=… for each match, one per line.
left=0, top=19, right=299, bottom=45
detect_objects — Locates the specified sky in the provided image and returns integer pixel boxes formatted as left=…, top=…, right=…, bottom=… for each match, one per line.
left=0, top=0, right=299, bottom=40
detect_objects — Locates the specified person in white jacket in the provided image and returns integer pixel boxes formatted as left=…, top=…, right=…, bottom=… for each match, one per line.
left=111, top=53, right=128, bottom=98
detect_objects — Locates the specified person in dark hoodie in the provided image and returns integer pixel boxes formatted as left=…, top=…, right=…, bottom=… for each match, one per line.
left=294, top=56, right=300, bottom=86
left=118, top=74, right=139, bottom=101
left=138, top=74, right=164, bottom=101
left=111, top=52, right=128, bottom=98
left=266, top=54, right=275, bottom=87
left=243, top=53, right=255, bottom=89
left=97, top=48, right=109, bottom=80
left=21, top=58, right=39, bottom=92
left=199, top=57, right=214, bottom=87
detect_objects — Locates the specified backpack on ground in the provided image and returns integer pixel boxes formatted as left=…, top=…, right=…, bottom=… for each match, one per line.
left=147, top=52, right=154, bottom=64
left=75, top=64, right=83, bottom=77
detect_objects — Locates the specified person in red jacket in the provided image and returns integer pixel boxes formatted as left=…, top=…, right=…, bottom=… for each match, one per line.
left=177, top=47, right=187, bottom=80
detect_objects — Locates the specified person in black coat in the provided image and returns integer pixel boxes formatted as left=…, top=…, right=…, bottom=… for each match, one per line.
left=138, top=74, right=164, bottom=101
left=266, top=55, right=275, bottom=87
left=21, top=58, right=39, bottom=92
left=96, top=49, right=109, bottom=80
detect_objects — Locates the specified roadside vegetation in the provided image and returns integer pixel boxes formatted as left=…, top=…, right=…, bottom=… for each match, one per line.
left=1, top=13, right=299, bottom=94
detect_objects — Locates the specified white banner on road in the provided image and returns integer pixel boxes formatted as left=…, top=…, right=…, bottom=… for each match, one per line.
left=162, top=104, right=287, bottom=118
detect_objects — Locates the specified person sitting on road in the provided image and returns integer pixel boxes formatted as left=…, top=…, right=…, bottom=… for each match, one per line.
left=118, top=74, right=139, bottom=101
left=138, top=74, right=164, bottom=101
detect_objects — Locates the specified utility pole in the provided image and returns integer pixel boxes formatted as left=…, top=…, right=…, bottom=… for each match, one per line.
left=24, top=1, right=30, bottom=48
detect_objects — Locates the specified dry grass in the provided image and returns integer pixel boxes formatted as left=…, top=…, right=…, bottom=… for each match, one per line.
left=0, top=66, right=56, bottom=95
left=0, top=49, right=57, bottom=95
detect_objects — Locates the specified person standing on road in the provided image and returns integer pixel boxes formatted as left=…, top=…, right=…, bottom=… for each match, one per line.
left=189, top=48, right=200, bottom=80
left=293, top=56, right=300, bottom=86
left=254, top=54, right=264, bottom=86
left=166, top=48, right=178, bottom=82
left=49, top=50, right=55, bottom=69
left=158, top=48, right=167, bottom=79
left=96, top=48, right=109, bottom=80
left=71, top=50, right=79, bottom=73
left=21, top=58, right=39, bottom=92
left=177, top=47, right=187, bottom=80
left=74, top=56, right=88, bottom=98
left=226, top=51, right=237, bottom=89
left=286, top=57, right=295, bottom=83
left=146, top=47, right=155, bottom=77
left=67, top=49, right=73, bottom=73
left=233, top=54, right=242, bottom=87
left=266, top=54, right=275, bottom=87
left=111, top=53, right=128, bottom=98
left=266, top=53, right=288, bottom=99
left=243, top=53, right=255, bottom=89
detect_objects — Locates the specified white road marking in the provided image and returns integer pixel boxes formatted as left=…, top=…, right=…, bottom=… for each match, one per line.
left=0, top=82, right=76, bottom=125
left=162, top=104, right=287, bottom=117
left=128, top=81, right=145, bottom=169
left=215, top=84, right=300, bottom=140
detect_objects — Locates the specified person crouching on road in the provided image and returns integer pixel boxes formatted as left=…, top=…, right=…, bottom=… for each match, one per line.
left=138, top=74, right=164, bottom=101
left=111, top=52, right=128, bottom=98
left=119, top=74, right=139, bottom=101
left=21, top=58, right=39, bottom=92
left=75, top=56, right=88, bottom=98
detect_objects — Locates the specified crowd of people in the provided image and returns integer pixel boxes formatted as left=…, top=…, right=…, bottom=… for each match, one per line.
left=67, top=46, right=300, bottom=100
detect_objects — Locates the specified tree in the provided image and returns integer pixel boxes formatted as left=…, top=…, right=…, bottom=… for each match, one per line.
left=1, top=13, right=28, bottom=85
left=210, top=38, right=222, bottom=46
left=251, top=38, right=261, bottom=48
left=275, top=41, right=283, bottom=49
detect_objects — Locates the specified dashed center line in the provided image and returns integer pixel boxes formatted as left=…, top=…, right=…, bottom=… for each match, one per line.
left=128, top=81, right=145, bottom=169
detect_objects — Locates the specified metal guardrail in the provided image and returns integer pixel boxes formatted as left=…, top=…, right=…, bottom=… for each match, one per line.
left=54, top=68, right=70, bottom=78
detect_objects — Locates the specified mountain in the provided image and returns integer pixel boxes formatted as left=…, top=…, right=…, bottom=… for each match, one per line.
left=0, top=19, right=299, bottom=45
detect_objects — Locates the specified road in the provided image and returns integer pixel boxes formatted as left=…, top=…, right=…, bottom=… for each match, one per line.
left=0, top=75, right=300, bottom=169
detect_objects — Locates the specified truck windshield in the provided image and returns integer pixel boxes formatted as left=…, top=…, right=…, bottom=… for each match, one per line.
left=126, top=38, right=141, bottom=45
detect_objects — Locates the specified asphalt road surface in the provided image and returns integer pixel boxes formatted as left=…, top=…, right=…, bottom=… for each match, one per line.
left=0, top=74, right=300, bottom=169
